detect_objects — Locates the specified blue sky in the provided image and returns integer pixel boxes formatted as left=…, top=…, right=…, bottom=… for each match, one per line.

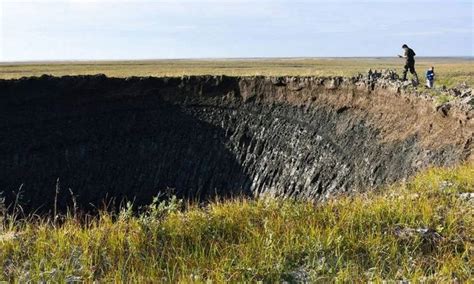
left=0, top=0, right=472, bottom=61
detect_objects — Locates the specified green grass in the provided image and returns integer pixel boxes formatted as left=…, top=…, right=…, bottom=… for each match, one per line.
left=1, top=57, right=473, bottom=87
left=421, top=86, right=456, bottom=105
left=1, top=164, right=472, bottom=282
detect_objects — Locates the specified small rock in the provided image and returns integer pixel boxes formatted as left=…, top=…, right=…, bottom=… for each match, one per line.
left=288, top=267, right=310, bottom=282
left=436, top=103, right=451, bottom=117
left=461, top=96, right=474, bottom=106
left=270, top=77, right=286, bottom=86
left=393, top=226, right=443, bottom=244
left=460, top=89, right=472, bottom=98
left=439, top=180, right=454, bottom=191
left=459, top=192, right=474, bottom=202
left=449, top=88, right=462, bottom=97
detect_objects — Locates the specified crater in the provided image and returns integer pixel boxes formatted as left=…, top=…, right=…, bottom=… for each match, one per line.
left=0, top=74, right=472, bottom=211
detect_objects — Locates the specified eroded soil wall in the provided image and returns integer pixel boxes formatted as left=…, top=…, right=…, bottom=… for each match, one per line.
left=0, top=75, right=472, bottom=210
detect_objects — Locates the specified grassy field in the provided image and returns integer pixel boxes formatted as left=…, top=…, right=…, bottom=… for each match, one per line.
left=1, top=57, right=473, bottom=87
left=1, top=164, right=472, bottom=282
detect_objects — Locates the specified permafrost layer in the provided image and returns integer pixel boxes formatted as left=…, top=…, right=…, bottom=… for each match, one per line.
left=0, top=74, right=472, bottom=210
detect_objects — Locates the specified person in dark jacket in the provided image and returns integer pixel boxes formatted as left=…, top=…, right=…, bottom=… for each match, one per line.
left=398, top=44, right=419, bottom=84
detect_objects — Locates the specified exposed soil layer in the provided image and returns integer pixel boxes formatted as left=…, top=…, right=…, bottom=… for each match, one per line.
left=0, top=75, right=472, bottom=211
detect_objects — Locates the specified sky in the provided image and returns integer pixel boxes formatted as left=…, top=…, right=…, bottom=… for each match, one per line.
left=0, top=0, right=473, bottom=61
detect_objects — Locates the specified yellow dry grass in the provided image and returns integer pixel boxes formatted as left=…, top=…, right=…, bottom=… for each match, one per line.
left=0, top=164, right=472, bottom=282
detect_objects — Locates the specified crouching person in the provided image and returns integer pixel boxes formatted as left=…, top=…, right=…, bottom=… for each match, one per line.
left=426, top=66, right=435, bottom=89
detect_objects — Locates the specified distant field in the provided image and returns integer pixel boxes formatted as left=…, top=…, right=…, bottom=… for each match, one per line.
left=1, top=57, right=473, bottom=87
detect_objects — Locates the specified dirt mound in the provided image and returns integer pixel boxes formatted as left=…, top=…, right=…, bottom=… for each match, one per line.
left=0, top=74, right=472, bottom=211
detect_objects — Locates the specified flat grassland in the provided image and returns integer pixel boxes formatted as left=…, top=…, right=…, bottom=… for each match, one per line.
left=1, top=57, right=473, bottom=87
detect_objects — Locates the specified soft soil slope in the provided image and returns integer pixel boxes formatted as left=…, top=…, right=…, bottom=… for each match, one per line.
left=0, top=74, right=472, bottom=210
left=0, top=164, right=472, bottom=282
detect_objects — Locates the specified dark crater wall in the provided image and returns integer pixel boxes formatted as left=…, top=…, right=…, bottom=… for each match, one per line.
left=0, top=75, right=471, bottom=211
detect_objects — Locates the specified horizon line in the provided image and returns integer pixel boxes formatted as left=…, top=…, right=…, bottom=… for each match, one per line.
left=1, top=56, right=473, bottom=64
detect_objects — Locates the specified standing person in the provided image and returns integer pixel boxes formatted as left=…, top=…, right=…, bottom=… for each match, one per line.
left=426, top=66, right=435, bottom=88
left=398, top=44, right=419, bottom=84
